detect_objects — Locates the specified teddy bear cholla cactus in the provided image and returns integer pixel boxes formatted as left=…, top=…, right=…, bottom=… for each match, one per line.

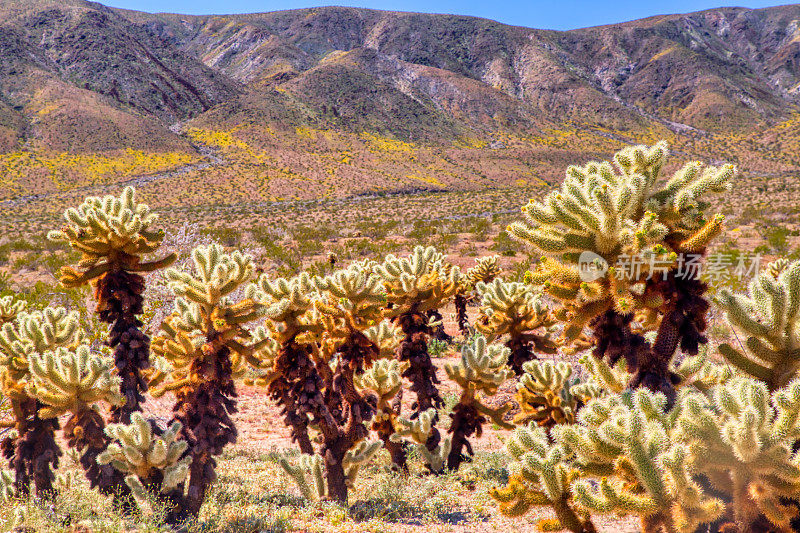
left=454, top=255, right=502, bottom=336
left=97, top=412, right=190, bottom=508
left=48, top=186, right=176, bottom=423
left=490, top=423, right=596, bottom=532
left=390, top=408, right=451, bottom=473
left=0, top=307, right=79, bottom=497
left=354, top=331, right=407, bottom=467
left=0, top=297, right=25, bottom=326
left=444, top=335, right=514, bottom=470
left=508, top=142, right=734, bottom=404
left=476, top=278, right=558, bottom=375
left=515, top=360, right=580, bottom=428
left=279, top=440, right=383, bottom=502
left=373, top=246, right=461, bottom=465
left=717, top=258, right=800, bottom=391
left=255, top=263, right=392, bottom=502
left=24, top=345, right=129, bottom=500
left=150, top=244, right=266, bottom=518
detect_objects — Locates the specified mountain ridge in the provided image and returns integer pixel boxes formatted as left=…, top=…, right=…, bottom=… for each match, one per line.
left=3, top=0, right=800, bottom=205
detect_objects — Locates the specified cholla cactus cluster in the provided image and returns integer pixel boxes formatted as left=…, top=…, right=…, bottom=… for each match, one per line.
left=373, top=246, right=461, bottom=466
left=97, top=413, right=191, bottom=505
left=391, top=408, right=452, bottom=473
left=476, top=278, right=558, bottom=374
left=5, top=139, right=799, bottom=533
left=0, top=306, right=80, bottom=497
left=444, top=335, right=513, bottom=469
left=49, top=186, right=176, bottom=424
left=717, top=258, right=800, bottom=390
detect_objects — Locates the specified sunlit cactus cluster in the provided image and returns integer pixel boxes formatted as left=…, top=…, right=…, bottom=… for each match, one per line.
left=5, top=141, right=800, bottom=533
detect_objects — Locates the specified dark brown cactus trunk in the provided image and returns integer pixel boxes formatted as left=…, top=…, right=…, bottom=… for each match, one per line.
left=373, top=417, right=407, bottom=470
left=64, top=408, right=134, bottom=512
left=173, top=340, right=238, bottom=517
left=396, top=308, right=444, bottom=471
left=454, top=294, right=470, bottom=336
left=317, top=331, right=376, bottom=503
left=95, top=269, right=150, bottom=424
left=506, top=334, right=535, bottom=376
left=4, top=397, right=61, bottom=498
left=268, top=339, right=323, bottom=456
left=446, top=402, right=484, bottom=471
left=426, top=309, right=452, bottom=343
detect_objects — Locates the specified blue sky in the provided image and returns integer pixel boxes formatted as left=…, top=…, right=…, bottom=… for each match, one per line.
left=102, top=0, right=786, bottom=30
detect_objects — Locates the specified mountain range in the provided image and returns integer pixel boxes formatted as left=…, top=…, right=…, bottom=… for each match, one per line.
left=2, top=0, right=800, bottom=203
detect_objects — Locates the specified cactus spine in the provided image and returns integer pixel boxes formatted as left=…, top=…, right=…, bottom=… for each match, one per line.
left=444, top=335, right=514, bottom=470
left=0, top=307, right=79, bottom=497
left=508, top=142, right=733, bottom=404
left=48, top=186, right=176, bottom=423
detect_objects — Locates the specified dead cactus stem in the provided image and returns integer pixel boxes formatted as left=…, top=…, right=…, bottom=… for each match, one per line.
left=95, top=267, right=150, bottom=424
left=396, top=308, right=443, bottom=458
left=173, top=335, right=238, bottom=516
left=3, top=397, right=60, bottom=498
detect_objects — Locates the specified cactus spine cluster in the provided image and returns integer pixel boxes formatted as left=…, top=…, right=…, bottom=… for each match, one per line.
left=0, top=307, right=80, bottom=497
left=717, top=258, right=800, bottom=390
left=444, top=335, right=513, bottom=470
left=509, top=142, right=734, bottom=403
left=49, top=186, right=176, bottom=423
left=476, top=278, right=558, bottom=375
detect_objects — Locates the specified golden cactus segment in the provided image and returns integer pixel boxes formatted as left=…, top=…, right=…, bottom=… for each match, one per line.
left=355, top=358, right=408, bottom=411
left=26, top=345, right=123, bottom=419
left=47, top=186, right=176, bottom=286
left=97, top=412, right=191, bottom=500
left=718, top=258, right=800, bottom=390
left=464, top=255, right=502, bottom=288
left=0, top=297, right=25, bottom=326
left=391, top=408, right=452, bottom=472
left=445, top=334, right=514, bottom=395
left=490, top=423, right=594, bottom=532
left=476, top=279, right=554, bottom=339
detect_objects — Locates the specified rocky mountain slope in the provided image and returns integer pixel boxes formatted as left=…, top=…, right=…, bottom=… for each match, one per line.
left=2, top=0, right=800, bottom=202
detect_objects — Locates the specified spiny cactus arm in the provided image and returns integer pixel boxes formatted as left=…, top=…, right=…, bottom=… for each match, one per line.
left=0, top=469, right=15, bottom=502
left=26, top=346, right=124, bottom=419
left=491, top=424, right=595, bottom=532
left=717, top=260, right=800, bottom=389
left=97, top=413, right=190, bottom=492
left=0, top=297, right=25, bottom=326
left=342, top=440, right=383, bottom=487
left=391, top=408, right=438, bottom=446
left=515, top=360, right=577, bottom=427
left=278, top=453, right=325, bottom=501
